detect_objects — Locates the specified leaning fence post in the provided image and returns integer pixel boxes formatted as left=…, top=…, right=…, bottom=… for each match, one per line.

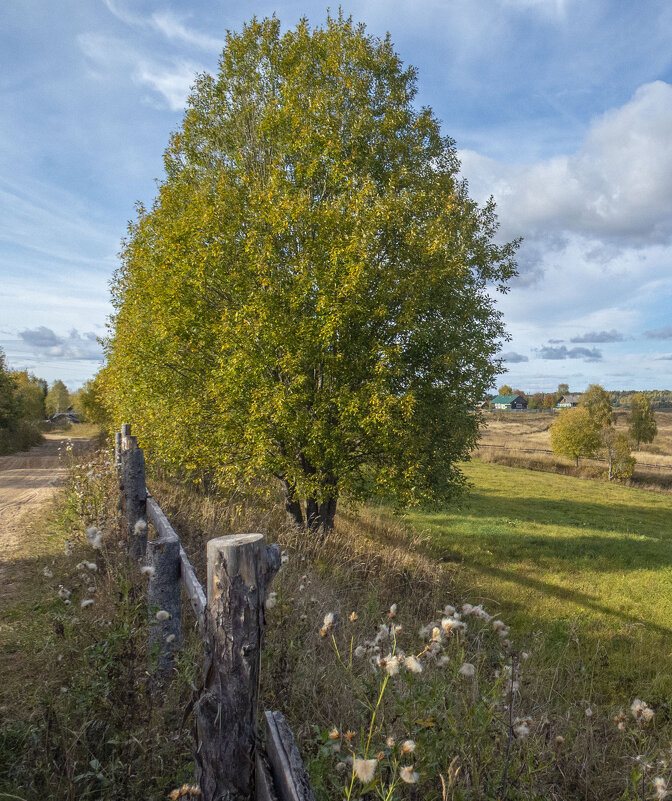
left=120, top=435, right=147, bottom=559
left=194, top=533, right=281, bottom=801
left=146, top=536, right=181, bottom=674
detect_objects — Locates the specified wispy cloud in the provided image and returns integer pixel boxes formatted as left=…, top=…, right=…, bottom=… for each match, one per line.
left=78, top=32, right=202, bottom=112
left=150, top=11, right=222, bottom=51
left=133, top=59, right=201, bottom=111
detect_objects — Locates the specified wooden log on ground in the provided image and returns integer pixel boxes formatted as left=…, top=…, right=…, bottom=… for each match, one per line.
left=147, top=496, right=206, bottom=628
left=121, top=436, right=147, bottom=559
left=147, top=536, right=181, bottom=673
left=194, top=533, right=281, bottom=801
left=263, top=711, right=316, bottom=801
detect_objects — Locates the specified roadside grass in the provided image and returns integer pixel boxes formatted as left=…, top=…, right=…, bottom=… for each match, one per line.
left=0, top=444, right=196, bottom=801
left=7, top=443, right=672, bottom=800
left=402, top=460, right=672, bottom=702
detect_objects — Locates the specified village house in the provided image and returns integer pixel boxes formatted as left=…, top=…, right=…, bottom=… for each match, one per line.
left=490, top=394, right=528, bottom=411
left=556, top=394, right=583, bottom=408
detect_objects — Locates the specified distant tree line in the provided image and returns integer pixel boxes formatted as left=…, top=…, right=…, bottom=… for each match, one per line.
left=0, top=348, right=102, bottom=455
left=609, top=390, right=672, bottom=409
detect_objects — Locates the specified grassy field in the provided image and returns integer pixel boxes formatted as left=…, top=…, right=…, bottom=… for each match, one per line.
left=403, top=459, right=672, bottom=701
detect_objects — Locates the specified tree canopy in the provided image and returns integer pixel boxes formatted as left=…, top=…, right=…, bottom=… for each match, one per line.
left=580, top=384, right=613, bottom=429
left=627, top=393, right=657, bottom=447
left=549, top=406, right=601, bottom=466
left=104, top=14, right=518, bottom=530
left=45, top=380, right=71, bottom=416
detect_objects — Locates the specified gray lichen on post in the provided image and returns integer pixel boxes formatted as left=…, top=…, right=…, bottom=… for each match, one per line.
left=120, top=435, right=147, bottom=559
left=146, top=536, right=182, bottom=675
left=195, top=533, right=281, bottom=801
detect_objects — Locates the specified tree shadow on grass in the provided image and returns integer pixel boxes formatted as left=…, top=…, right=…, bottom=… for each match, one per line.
left=462, top=560, right=672, bottom=637
left=459, top=491, right=672, bottom=541
left=427, top=525, right=672, bottom=573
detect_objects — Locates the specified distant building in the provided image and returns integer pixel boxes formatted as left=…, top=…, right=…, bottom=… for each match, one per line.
left=556, top=394, right=583, bottom=408
left=490, top=394, right=528, bottom=411
left=48, top=406, right=79, bottom=425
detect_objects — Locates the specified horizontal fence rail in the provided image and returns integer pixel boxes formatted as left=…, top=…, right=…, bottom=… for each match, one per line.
left=117, top=425, right=313, bottom=801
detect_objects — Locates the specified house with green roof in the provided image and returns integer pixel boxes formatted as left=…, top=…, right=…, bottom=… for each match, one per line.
left=490, top=394, right=528, bottom=410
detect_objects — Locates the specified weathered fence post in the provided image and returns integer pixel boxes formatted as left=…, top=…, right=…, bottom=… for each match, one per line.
left=120, top=433, right=147, bottom=559
left=114, top=430, right=122, bottom=468
left=146, top=536, right=182, bottom=674
left=194, top=534, right=281, bottom=801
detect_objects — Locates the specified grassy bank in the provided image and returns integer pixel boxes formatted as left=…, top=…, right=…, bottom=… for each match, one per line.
left=402, top=460, right=672, bottom=700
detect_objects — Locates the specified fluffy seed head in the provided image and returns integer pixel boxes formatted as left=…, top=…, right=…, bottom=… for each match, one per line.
left=459, top=662, right=476, bottom=678
left=353, top=758, right=377, bottom=783
left=404, top=656, right=423, bottom=674
left=399, top=765, right=419, bottom=784
left=156, top=610, right=172, bottom=621
left=400, top=740, right=415, bottom=755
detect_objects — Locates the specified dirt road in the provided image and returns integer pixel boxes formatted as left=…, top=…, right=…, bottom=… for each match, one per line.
left=0, top=433, right=92, bottom=598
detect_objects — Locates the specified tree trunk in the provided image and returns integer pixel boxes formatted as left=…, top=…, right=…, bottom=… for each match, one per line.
left=318, top=496, right=337, bottom=532
left=305, top=497, right=320, bottom=530
left=281, top=478, right=304, bottom=528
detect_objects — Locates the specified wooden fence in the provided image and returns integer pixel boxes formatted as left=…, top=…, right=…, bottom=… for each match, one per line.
left=116, top=425, right=315, bottom=801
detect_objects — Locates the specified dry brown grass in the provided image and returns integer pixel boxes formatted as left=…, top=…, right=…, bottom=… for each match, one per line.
left=477, top=409, right=672, bottom=489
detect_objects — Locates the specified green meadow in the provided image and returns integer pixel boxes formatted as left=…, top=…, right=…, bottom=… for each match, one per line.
left=404, top=461, right=672, bottom=701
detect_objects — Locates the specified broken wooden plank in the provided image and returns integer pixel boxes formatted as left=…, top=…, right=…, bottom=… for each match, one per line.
left=264, top=711, right=316, bottom=801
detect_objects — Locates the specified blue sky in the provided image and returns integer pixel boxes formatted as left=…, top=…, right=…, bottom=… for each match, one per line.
left=1, top=0, right=671, bottom=392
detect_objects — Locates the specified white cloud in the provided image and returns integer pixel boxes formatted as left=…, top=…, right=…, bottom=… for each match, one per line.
left=133, top=59, right=201, bottom=111
left=460, top=81, right=672, bottom=245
